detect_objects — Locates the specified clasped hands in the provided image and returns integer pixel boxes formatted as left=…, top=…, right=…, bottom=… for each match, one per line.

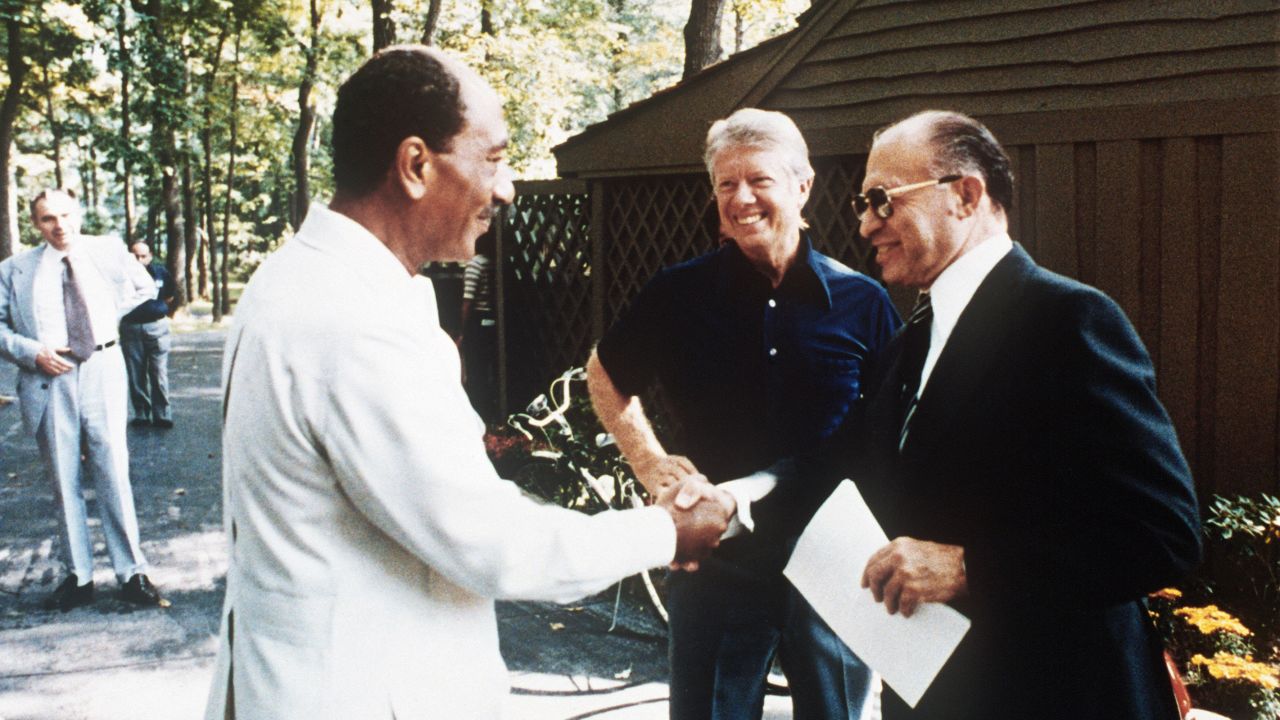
left=642, top=455, right=735, bottom=572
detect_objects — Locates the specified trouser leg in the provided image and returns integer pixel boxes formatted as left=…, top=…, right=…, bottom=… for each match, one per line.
left=120, top=323, right=151, bottom=420
left=36, top=370, right=94, bottom=581
left=667, top=563, right=783, bottom=720
left=79, top=348, right=147, bottom=582
left=778, top=585, right=874, bottom=720
left=146, top=320, right=171, bottom=422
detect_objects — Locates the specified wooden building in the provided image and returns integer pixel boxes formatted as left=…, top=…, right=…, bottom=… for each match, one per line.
left=495, top=0, right=1280, bottom=499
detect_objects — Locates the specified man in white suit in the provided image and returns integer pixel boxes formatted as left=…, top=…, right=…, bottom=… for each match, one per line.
left=205, top=46, right=735, bottom=719
left=0, top=188, right=166, bottom=610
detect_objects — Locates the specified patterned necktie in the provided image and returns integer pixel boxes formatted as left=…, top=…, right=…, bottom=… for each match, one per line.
left=62, top=256, right=97, bottom=362
left=898, top=292, right=933, bottom=451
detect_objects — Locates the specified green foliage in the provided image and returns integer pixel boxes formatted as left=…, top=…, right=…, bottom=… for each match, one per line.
left=0, top=0, right=802, bottom=281
left=1206, top=493, right=1280, bottom=636
left=1150, top=492, right=1280, bottom=719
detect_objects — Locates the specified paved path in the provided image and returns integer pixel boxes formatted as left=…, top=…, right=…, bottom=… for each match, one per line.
left=0, top=329, right=792, bottom=719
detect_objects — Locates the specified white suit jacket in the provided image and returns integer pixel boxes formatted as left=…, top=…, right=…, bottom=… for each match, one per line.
left=205, top=205, right=676, bottom=720
left=0, top=236, right=155, bottom=432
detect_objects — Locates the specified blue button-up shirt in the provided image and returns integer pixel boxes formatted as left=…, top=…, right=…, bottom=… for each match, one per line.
left=597, top=237, right=901, bottom=484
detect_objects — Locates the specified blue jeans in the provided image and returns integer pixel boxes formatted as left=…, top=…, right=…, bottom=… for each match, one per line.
left=667, top=561, right=872, bottom=720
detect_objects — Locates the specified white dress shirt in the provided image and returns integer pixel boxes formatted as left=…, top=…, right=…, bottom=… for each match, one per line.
left=917, top=232, right=1013, bottom=395
left=33, top=243, right=119, bottom=348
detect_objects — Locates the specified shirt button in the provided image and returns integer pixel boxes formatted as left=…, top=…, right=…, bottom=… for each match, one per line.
left=767, top=298, right=777, bottom=308
left=768, top=348, right=778, bottom=357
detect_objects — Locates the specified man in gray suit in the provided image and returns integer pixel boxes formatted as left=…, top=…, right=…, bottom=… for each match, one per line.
left=0, top=188, right=166, bottom=611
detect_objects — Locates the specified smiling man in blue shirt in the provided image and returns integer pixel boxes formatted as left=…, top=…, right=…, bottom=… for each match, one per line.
left=587, top=108, right=900, bottom=720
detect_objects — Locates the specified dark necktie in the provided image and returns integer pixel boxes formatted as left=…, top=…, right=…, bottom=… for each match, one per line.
left=897, top=292, right=933, bottom=451
left=62, top=256, right=97, bottom=362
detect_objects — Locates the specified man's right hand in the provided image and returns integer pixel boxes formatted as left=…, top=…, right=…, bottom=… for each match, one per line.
left=35, top=347, right=75, bottom=376
left=657, top=477, right=734, bottom=571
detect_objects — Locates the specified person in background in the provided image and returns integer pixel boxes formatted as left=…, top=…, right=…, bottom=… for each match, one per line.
left=0, top=188, right=166, bottom=611
left=458, top=229, right=498, bottom=421
left=121, top=241, right=175, bottom=429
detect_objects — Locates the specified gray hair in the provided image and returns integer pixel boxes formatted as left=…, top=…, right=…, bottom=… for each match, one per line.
left=703, top=108, right=814, bottom=184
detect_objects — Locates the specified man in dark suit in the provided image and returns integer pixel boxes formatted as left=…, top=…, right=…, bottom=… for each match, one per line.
left=809, top=110, right=1201, bottom=718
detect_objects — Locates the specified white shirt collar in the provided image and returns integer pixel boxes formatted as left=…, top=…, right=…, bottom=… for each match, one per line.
left=297, top=202, right=442, bottom=323
left=297, top=203, right=416, bottom=288
left=918, top=232, right=1013, bottom=392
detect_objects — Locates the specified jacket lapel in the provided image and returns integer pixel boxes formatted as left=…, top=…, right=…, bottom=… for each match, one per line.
left=12, top=246, right=43, bottom=337
left=901, top=244, right=1036, bottom=454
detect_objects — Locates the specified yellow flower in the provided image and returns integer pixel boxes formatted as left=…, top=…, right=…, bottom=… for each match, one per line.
left=1151, top=587, right=1183, bottom=601
left=1175, top=605, right=1253, bottom=636
left=1190, top=652, right=1280, bottom=690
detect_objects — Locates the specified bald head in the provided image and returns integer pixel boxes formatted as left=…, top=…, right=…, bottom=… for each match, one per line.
left=874, top=110, right=1014, bottom=213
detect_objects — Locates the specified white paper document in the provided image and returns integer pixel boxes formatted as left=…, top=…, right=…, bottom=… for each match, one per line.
left=783, top=480, right=971, bottom=708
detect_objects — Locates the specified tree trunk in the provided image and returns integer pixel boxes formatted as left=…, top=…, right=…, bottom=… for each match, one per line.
left=85, top=140, right=99, bottom=212
left=734, top=2, right=744, bottom=54
left=220, top=24, right=242, bottom=316
left=199, top=22, right=228, bottom=310
left=43, top=66, right=64, bottom=188
left=420, top=0, right=442, bottom=45
left=133, top=0, right=186, bottom=305
left=0, top=17, right=28, bottom=261
left=290, top=0, right=320, bottom=230
left=682, top=0, right=726, bottom=79
left=182, top=149, right=196, bottom=302
left=372, top=0, right=395, bottom=53
left=117, top=1, right=134, bottom=244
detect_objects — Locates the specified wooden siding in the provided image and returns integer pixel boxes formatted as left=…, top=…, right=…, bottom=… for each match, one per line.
left=539, top=0, right=1280, bottom=500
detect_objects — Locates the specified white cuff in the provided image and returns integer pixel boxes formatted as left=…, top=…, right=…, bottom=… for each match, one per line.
left=717, top=470, right=780, bottom=539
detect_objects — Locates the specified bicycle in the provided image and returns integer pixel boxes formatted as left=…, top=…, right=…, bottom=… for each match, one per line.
left=506, top=366, right=669, bottom=628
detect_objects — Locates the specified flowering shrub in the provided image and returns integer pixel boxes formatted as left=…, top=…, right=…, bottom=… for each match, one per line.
left=1152, top=493, right=1280, bottom=719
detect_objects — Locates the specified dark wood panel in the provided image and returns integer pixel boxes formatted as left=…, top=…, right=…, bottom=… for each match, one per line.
left=1006, top=146, right=1023, bottom=243
left=770, top=48, right=1278, bottom=113
left=1195, top=136, right=1223, bottom=496
left=1017, top=145, right=1037, bottom=259
left=832, top=0, right=1274, bottom=41
left=1158, top=137, right=1200, bottom=468
left=1074, top=143, right=1098, bottom=287
left=1215, top=133, right=1280, bottom=495
left=804, top=13, right=1277, bottom=81
left=1094, top=141, right=1143, bottom=320
left=1139, top=140, right=1164, bottom=365
left=1033, top=143, right=1078, bottom=277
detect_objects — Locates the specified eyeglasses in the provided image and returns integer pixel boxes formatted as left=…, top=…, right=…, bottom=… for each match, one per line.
left=852, top=175, right=962, bottom=220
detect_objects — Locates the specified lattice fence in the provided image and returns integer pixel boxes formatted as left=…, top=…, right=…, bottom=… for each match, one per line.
left=496, top=156, right=879, bottom=414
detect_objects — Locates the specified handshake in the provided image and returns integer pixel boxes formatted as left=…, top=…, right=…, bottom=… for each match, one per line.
left=654, top=477, right=736, bottom=571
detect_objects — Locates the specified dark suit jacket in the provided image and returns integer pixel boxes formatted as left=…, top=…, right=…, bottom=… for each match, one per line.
left=772, top=244, right=1201, bottom=719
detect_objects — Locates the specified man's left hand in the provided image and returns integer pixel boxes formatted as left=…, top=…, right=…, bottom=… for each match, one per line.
left=861, top=537, right=967, bottom=618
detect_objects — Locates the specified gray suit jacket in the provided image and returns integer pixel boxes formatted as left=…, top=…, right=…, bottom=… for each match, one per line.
left=0, top=236, right=155, bottom=432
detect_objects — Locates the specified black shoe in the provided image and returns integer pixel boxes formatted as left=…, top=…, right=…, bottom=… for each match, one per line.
left=44, top=574, right=94, bottom=612
left=121, top=573, right=168, bottom=607
left=129, top=418, right=151, bottom=427
left=153, top=418, right=174, bottom=429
